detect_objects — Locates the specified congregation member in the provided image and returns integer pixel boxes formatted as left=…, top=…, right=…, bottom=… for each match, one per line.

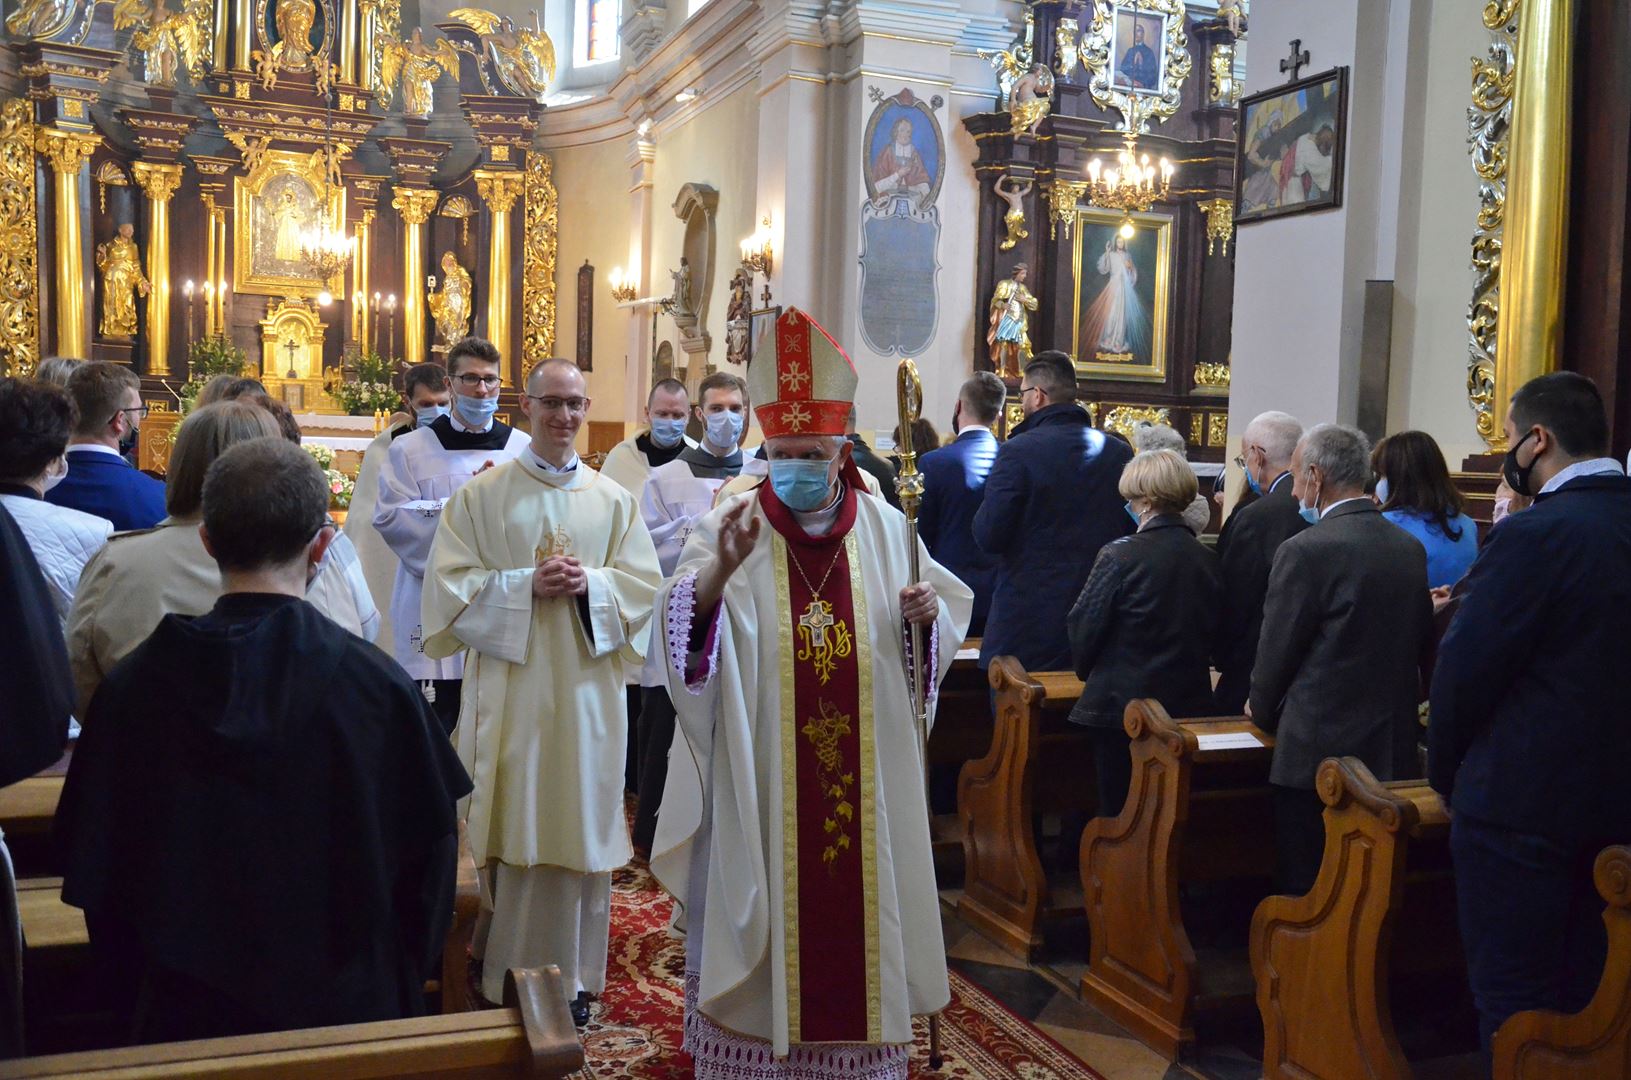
left=649, top=307, right=971, bottom=1078
left=46, top=361, right=165, bottom=531
left=1213, top=411, right=1306, bottom=713
left=195, top=374, right=268, bottom=408
left=1429, top=371, right=1631, bottom=1049
left=423, top=358, right=661, bottom=1025
left=1249, top=423, right=1433, bottom=895
left=1371, top=430, right=1480, bottom=588
left=918, top=370, right=1004, bottom=637
left=974, top=351, right=1133, bottom=671
left=375, top=336, right=528, bottom=734
left=846, top=405, right=902, bottom=509
left=1069, top=449, right=1221, bottom=818
left=631, top=372, right=748, bottom=857
left=65, top=402, right=368, bottom=716
left=0, top=378, right=112, bottom=629
left=58, top=437, right=471, bottom=1045
left=600, top=377, right=692, bottom=494
left=33, top=356, right=81, bottom=388
left=1130, top=422, right=1212, bottom=536
left=346, top=363, right=449, bottom=652
left=888, top=417, right=941, bottom=472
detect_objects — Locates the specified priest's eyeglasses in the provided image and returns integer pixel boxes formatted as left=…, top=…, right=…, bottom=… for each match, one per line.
left=527, top=395, right=591, bottom=414
left=455, top=373, right=504, bottom=390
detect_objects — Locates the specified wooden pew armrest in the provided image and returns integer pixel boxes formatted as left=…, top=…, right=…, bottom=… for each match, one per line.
left=502, top=966, right=585, bottom=1077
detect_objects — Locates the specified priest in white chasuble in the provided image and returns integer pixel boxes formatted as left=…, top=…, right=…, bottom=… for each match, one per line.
left=422, top=357, right=661, bottom=1022
left=650, top=308, right=973, bottom=1077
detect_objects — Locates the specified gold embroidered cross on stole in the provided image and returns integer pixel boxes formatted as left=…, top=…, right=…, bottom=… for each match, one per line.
left=796, top=599, right=853, bottom=685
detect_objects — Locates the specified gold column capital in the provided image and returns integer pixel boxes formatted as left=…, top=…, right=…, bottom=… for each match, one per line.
left=34, top=126, right=100, bottom=175
left=391, top=186, right=439, bottom=225
left=474, top=168, right=525, bottom=213
left=131, top=160, right=184, bottom=202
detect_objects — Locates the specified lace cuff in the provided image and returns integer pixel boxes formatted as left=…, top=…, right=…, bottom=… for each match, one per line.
left=901, top=617, right=942, bottom=710
left=666, top=573, right=722, bottom=694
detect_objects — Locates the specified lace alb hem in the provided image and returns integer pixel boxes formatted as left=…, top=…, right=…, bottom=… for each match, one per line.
left=684, top=971, right=908, bottom=1079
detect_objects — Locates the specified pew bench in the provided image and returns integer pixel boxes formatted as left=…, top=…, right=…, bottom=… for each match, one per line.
left=1079, top=700, right=1276, bottom=1059
left=1492, top=844, right=1631, bottom=1079
left=1250, top=756, right=1467, bottom=1080
left=957, top=656, right=1092, bottom=960
left=927, top=639, right=992, bottom=884
left=0, top=750, right=70, bottom=877
left=0, top=966, right=584, bottom=1079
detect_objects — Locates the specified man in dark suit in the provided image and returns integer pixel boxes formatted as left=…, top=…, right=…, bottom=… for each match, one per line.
left=1249, top=423, right=1432, bottom=895
left=46, top=361, right=165, bottom=531
left=919, top=371, right=1005, bottom=637
left=1214, top=411, right=1307, bottom=713
left=1429, top=372, right=1631, bottom=1049
left=974, top=352, right=1134, bottom=671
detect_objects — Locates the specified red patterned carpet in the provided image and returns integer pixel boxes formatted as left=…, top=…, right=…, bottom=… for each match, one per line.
left=579, top=863, right=1107, bottom=1079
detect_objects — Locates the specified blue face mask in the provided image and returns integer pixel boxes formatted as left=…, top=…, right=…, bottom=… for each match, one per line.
left=1374, top=476, right=1390, bottom=504
left=454, top=392, right=499, bottom=428
left=1125, top=502, right=1142, bottom=528
left=769, top=457, right=836, bottom=512
left=650, top=416, right=686, bottom=447
left=415, top=403, right=450, bottom=427
left=704, top=410, right=744, bottom=450
left=1245, top=466, right=1262, bottom=496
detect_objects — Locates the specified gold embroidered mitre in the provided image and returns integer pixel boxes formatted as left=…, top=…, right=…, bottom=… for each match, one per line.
left=748, top=307, right=857, bottom=439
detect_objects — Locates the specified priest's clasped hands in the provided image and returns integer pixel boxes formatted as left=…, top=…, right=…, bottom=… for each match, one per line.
left=533, top=555, right=589, bottom=598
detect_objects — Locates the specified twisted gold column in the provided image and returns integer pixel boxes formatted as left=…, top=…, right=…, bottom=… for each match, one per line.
left=132, top=162, right=183, bottom=375
left=1494, top=0, right=1573, bottom=443
left=392, top=187, right=438, bottom=362
left=35, top=127, right=100, bottom=359
left=475, top=168, right=525, bottom=360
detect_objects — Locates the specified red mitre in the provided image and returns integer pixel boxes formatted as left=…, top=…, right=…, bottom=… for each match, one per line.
left=748, top=307, right=857, bottom=440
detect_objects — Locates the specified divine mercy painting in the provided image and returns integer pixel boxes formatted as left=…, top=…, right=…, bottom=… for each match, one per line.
left=1072, top=207, right=1171, bottom=381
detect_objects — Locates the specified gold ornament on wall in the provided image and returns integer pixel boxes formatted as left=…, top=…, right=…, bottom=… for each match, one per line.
left=1044, top=179, right=1088, bottom=240
left=1209, top=41, right=1238, bottom=105
left=1200, top=197, right=1234, bottom=256
left=0, top=100, right=40, bottom=377
left=94, top=160, right=128, bottom=214
left=521, top=150, right=559, bottom=362
left=994, top=174, right=1032, bottom=252
left=427, top=250, right=472, bottom=344
left=1077, top=0, right=1193, bottom=134
left=439, top=195, right=476, bottom=245
left=95, top=223, right=151, bottom=339
left=1100, top=405, right=1171, bottom=439
left=1193, top=361, right=1231, bottom=390
left=1055, top=18, right=1079, bottom=78
left=446, top=8, right=556, bottom=100
left=253, top=0, right=336, bottom=93
left=5, top=0, right=75, bottom=40
left=113, top=0, right=214, bottom=87
left=1466, top=0, right=1518, bottom=447
left=376, top=28, right=457, bottom=117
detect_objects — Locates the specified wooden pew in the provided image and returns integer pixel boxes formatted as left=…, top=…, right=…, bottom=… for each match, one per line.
left=1078, top=700, right=1276, bottom=1058
left=926, top=638, right=992, bottom=883
left=1492, top=845, right=1631, bottom=1079
left=1250, top=756, right=1463, bottom=1080
left=0, top=966, right=584, bottom=1079
left=0, top=751, right=70, bottom=876
left=957, top=656, right=1092, bottom=960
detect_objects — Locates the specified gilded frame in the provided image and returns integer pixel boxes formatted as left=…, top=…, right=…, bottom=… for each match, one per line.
left=254, top=0, right=334, bottom=72
left=1071, top=206, right=1172, bottom=382
left=233, top=148, right=346, bottom=297
left=1077, top=0, right=1192, bottom=134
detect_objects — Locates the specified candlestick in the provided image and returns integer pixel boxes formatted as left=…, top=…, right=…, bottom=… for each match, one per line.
left=387, top=294, right=397, bottom=360
left=184, top=279, right=196, bottom=346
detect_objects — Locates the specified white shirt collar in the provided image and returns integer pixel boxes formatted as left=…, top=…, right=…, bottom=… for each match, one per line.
left=790, top=487, right=844, bottom=538
left=71, top=442, right=125, bottom=458
left=529, top=447, right=580, bottom=474
left=1540, top=457, right=1624, bottom=494
left=1320, top=495, right=1369, bottom=519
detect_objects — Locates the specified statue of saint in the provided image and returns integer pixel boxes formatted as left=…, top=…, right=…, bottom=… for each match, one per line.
left=116, top=0, right=211, bottom=87
left=1218, top=0, right=1244, bottom=39
left=376, top=27, right=458, bottom=117
left=669, top=257, right=694, bottom=318
left=447, top=8, right=556, bottom=101
left=986, top=262, right=1037, bottom=380
left=427, top=251, right=473, bottom=345
left=272, top=0, right=316, bottom=69
left=95, top=223, right=150, bottom=340
left=1009, top=63, right=1055, bottom=138
left=272, top=189, right=306, bottom=264
left=994, top=175, right=1032, bottom=252
left=725, top=267, right=751, bottom=367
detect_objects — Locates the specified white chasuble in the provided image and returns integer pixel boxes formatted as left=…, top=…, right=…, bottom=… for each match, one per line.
left=650, top=485, right=972, bottom=1060
left=422, top=456, right=661, bottom=872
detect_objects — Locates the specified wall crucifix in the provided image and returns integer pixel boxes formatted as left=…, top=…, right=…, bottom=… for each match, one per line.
left=1280, top=39, right=1310, bottom=83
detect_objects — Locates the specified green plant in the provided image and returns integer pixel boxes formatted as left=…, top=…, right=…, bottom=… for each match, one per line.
left=356, top=349, right=398, bottom=386
left=303, top=443, right=334, bottom=469
left=324, top=467, right=355, bottom=509
left=178, top=335, right=250, bottom=413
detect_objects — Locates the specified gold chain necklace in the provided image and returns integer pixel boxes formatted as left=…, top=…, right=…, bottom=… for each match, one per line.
left=787, top=540, right=845, bottom=601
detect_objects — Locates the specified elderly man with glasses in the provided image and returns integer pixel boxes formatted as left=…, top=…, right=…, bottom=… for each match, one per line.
left=374, top=336, right=529, bottom=735
left=423, top=357, right=661, bottom=1026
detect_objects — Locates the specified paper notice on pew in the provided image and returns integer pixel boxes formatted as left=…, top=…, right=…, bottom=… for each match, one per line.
left=1196, top=731, right=1264, bottom=750
left=954, top=646, right=980, bottom=661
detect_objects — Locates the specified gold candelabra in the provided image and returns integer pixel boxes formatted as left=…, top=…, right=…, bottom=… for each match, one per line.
left=1084, top=133, right=1175, bottom=238
left=608, top=267, right=638, bottom=304
left=739, top=215, right=774, bottom=279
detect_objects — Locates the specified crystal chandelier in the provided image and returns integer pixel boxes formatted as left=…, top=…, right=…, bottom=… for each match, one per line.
left=1085, top=133, right=1174, bottom=238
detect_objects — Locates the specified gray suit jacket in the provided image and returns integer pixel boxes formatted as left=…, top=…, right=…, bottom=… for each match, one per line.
left=1249, top=499, right=1433, bottom=788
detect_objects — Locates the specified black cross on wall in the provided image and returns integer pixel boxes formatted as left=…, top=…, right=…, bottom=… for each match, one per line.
left=1281, top=39, right=1311, bottom=82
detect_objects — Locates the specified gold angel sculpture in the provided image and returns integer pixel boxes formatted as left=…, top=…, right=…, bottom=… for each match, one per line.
left=96, top=224, right=150, bottom=340
left=6, top=0, right=74, bottom=40
left=427, top=251, right=473, bottom=345
left=377, top=27, right=458, bottom=117
left=448, top=8, right=556, bottom=101
left=112, top=0, right=212, bottom=87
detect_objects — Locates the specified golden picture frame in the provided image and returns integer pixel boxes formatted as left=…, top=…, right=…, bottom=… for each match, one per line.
left=233, top=148, right=346, bottom=298
left=1070, top=206, right=1172, bottom=382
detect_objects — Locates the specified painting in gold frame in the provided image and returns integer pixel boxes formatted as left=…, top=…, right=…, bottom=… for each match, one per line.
left=1070, top=206, right=1172, bottom=382
left=234, top=148, right=346, bottom=297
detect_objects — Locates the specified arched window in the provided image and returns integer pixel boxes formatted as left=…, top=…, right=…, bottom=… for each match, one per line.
left=575, top=0, right=620, bottom=66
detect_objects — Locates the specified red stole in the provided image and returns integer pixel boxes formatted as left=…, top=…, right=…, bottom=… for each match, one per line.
left=760, top=484, right=881, bottom=1044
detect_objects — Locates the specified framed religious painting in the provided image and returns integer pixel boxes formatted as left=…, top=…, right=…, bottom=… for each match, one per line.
left=234, top=148, right=346, bottom=297
left=1235, top=66, right=1350, bottom=224
left=1070, top=207, right=1173, bottom=382
left=1077, top=0, right=1191, bottom=134
left=747, top=305, right=780, bottom=369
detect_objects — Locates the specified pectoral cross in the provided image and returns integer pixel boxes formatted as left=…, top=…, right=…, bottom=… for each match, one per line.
left=1280, top=39, right=1310, bottom=83
left=796, top=599, right=853, bottom=686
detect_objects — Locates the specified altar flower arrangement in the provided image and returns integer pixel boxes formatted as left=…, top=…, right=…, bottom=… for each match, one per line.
left=177, top=335, right=251, bottom=414
left=301, top=444, right=354, bottom=509
left=329, top=380, right=399, bottom=417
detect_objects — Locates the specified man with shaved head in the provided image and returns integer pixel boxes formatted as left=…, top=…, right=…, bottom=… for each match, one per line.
left=422, top=357, right=661, bottom=1025
left=600, top=377, right=692, bottom=495
left=1213, top=410, right=1309, bottom=713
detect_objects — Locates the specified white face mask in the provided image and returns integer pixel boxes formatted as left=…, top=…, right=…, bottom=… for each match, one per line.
left=41, top=455, right=68, bottom=494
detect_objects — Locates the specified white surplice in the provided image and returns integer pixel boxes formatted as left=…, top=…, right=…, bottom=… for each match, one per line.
left=650, top=487, right=972, bottom=1064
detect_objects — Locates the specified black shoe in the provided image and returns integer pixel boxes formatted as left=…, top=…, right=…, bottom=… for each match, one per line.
left=570, top=991, right=590, bottom=1027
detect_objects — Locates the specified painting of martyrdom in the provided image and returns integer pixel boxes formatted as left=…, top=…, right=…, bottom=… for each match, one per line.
left=863, top=88, right=944, bottom=212
left=1072, top=207, right=1171, bottom=381
left=1235, top=67, right=1349, bottom=224
left=1110, top=9, right=1165, bottom=94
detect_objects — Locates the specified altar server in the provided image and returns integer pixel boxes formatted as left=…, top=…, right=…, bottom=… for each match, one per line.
left=599, top=377, right=692, bottom=495
left=422, top=358, right=661, bottom=1024
left=375, top=339, right=527, bottom=734
left=651, top=308, right=972, bottom=1077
